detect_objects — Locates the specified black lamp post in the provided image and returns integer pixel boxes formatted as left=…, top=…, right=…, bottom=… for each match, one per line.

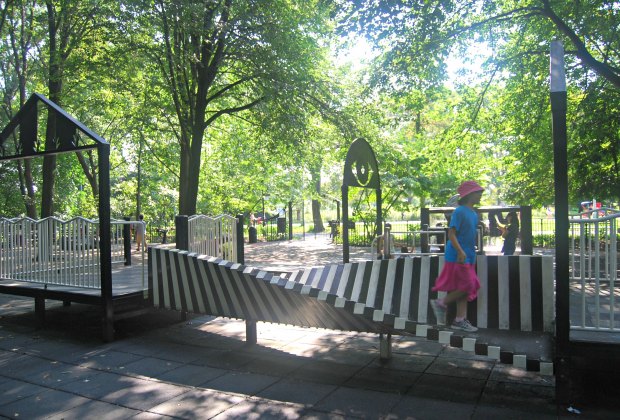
left=550, top=40, right=570, bottom=403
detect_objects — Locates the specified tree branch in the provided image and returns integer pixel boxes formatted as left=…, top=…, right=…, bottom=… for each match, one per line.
left=540, top=0, right=620, bottom=89
left=204, top=96, right=263, bottom=127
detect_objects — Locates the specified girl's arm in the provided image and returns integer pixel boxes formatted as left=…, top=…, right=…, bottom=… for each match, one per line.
left=448, top=227, right=466, bottom=263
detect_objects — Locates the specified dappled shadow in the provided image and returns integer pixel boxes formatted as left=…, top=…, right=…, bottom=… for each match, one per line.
left=244, top=236, right=372, bottom=272
left=0, top=296, right=183, bottom=343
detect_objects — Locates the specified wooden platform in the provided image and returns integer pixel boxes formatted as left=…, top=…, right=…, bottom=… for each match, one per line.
left=0, top=252, right=150, bottom=331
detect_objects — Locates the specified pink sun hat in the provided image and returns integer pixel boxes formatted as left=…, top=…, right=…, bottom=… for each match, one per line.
left=457, top=180, right=484, bottom=198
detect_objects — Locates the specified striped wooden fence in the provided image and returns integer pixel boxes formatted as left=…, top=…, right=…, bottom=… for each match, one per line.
left=149, top=247, right=554, bottom=372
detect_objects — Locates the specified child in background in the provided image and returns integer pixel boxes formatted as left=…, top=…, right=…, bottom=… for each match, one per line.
left=430, top=181, right=483, bottom=332
left=135, top=214, right=145, bottom=251
left=498, top=211, right=520, bottom=256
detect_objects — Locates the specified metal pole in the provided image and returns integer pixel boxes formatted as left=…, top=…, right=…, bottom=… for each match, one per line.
left=288, top=201, right=293, bottom=240
left=98, top=143, right=114, bottom=341
left=342, top=184, right=349, bottom=263
left=520, top=205, right=533, bottom=255
left=420, top=208, right=430, bottom=253
left=236, top=214, right=244, bottom=264
left=302, top=198, right=305, bottom=240
left=376, top=188, right=383, bottom=237
left=123, top=216, right=132, bottom=265
left=551, top=40, right=570, bottom=404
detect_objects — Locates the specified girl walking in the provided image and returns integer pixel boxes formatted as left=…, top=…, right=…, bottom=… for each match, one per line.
left=430, top=181, right=483, bottom=332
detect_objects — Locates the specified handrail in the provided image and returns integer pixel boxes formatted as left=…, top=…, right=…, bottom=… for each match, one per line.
left=187, top=214, right=238, bottom=262
left=569, top=210, right=618, bottom=332
left=0, top=216, right=145, bottom=289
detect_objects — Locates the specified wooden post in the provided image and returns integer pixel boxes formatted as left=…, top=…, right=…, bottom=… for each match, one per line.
left=175, top=215, right=189, bottom=251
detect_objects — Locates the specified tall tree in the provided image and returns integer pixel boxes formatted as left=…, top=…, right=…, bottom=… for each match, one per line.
left=3, top=0, right=39, bottom=217
left=128, top=0, right=336, bottom=215
left=334, top=0, right=620, bottom=205
left=40, top=0, right=112, bottom=217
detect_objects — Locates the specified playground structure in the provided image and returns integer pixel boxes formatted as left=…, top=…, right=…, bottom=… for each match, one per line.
left=0, top=216, right=144, bottom=288
left=419, top=206, right=533, bottom=255
left=185, top=214, right=239, bottom=262
left=2, top=52, right=620, bottom=404
left=149, top=246, right=555, bottom=373
left=569, top=207, right=619, bottom=333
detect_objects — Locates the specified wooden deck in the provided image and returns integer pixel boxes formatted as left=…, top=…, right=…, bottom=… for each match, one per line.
left=0, top=250, right=150, bottom=342
left=0, top=251, right=148, bottom=310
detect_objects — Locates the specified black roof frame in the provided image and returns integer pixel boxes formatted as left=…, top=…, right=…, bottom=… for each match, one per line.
left=0, top=93, right=114, bottom=340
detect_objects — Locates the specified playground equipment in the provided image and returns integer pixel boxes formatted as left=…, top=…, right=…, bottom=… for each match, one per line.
left=2, top=91, right=619, bottom=403
left=149, top=247, right=554, bottom=373
left=341, top=138, right=382, bottom=263
left=0, top=216, right=144, bottom=288
left=569, top=207, right=619, bottom=332
left=420, top=206, right=533, bottom=255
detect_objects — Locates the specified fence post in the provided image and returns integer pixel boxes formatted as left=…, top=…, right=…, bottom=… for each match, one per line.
left=420, top=208, right=430, bottom=253
left=520, top=205, right=533, bottom=255
left=288, top=201, right=293, bottom=240
left=175, top=215, right=189, bottom=251
left=123, top=217, right=132, bottom=266
left=236, top=214, right=245, bottom=264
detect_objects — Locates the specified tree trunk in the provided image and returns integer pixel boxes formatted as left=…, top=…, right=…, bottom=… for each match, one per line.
left=16, top=160, right=37, bottom=218
left=136, top=137, right=142, bottom=218
left=10, top=2, right=36, bottom=218
left=312, top=198, right=324, bottom=232
left=41, top=123, right=57, bottom=218
left=178, top=132, right=193, bottom=215
left=41, top=1, right=61, bottom=218
left=76, top=151, right=99, bottom=198
left=311, top=169, right=324, bottom=232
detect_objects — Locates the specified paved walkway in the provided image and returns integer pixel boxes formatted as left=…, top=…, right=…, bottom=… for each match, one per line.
left=0, top=236, right=610, bottom=419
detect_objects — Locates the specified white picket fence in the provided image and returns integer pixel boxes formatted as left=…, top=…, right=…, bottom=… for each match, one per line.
left=187, top=214, right=237, bottom=262
left=569, top=208, right=619, bottom=331
left=0, top=217, right=144, bottom=289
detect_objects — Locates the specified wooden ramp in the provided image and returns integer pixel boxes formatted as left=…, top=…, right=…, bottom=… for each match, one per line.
left=149, top=247, right=555, bottom=374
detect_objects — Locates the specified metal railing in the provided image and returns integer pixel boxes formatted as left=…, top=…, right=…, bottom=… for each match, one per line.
left=371, top=228, right=447, bottom=259
left=569, top=208, right=619, bottom=331
left=376, top=225, right=488, bottom=259
left=0, top=216, right=144, bottom=289
left=187, top=214, right=237, bottom=262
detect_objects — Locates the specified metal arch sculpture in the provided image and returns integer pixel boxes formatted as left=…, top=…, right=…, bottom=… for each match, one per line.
left=341, top=138, right=382, bottom=263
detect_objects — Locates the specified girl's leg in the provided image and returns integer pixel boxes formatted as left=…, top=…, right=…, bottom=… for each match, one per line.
left=440, top=290, right=468, bottom=306
left=455, top=298, right=468, bottom=320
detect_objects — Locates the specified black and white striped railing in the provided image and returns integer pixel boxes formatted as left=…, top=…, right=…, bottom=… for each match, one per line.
left=148, top=247, right=555, bottom=373
left=283, top=255, right=554, bottom=333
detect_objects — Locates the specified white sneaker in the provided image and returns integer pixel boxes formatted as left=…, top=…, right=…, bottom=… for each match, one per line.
left=451, top=319, right=478, bottom=332
left=430, top=299, right=446, bottom=325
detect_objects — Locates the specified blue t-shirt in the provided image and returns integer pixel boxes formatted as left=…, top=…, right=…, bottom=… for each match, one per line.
left=445, top=205, right=478, bottom=264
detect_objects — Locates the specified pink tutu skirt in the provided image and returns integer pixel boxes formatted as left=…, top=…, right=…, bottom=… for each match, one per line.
left=432, top=262, right=480, bottom=301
